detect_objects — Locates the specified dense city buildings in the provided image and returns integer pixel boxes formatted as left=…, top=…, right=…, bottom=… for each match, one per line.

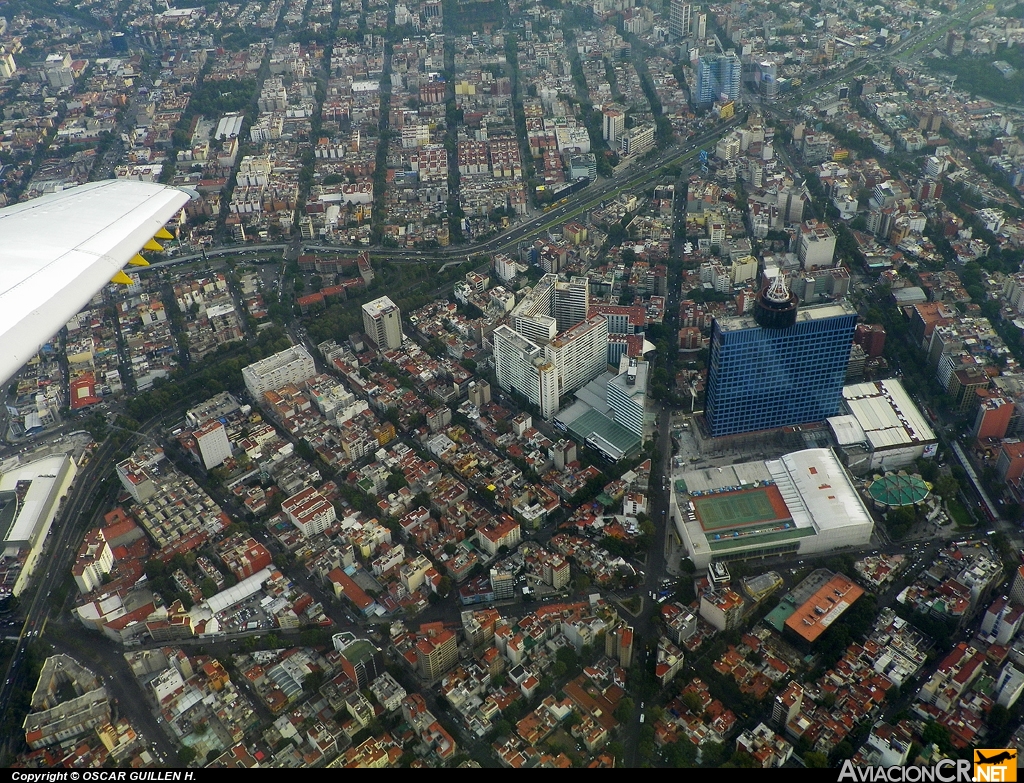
left=5, top=0, right=1024, bottom=770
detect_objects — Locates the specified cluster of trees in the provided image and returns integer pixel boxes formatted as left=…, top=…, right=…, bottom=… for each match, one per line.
left=182, top=78, right=257, bottom=119
left=926, top=54, right=1024, bottom=108
left=443, top=0, right=505, bottom=33
left=0, top=640, right=45, bottom=751
left=300, top=258, right=474, bottom=345
left=144, top=552, right=237, bottom=612
left=125, top=326, right=292, bottom=421
left=370, top=48, right=393, bottom=227
left=895, top=603, right=958, bottom=652
left=813, top=592, right=878, bottom=672
left=885, top=505, right=923, bottom=541
left=624, top=38, right=673, bottom=150
left=504, top=35, right=541, bottom=198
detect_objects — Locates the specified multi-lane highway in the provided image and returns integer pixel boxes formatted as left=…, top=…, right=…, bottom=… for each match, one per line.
left=138, top=0, right=1005, bottom=283
left=143, top=118, right=742, bottom=275
left=0, top=434, right=120, bottom=752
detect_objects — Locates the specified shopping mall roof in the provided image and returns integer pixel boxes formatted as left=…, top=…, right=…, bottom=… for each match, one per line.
left=826, top=414, right=867, bottom=447
left=767, top=448, right=874, bottom=534
left=0, top=454, right=76, bottom=546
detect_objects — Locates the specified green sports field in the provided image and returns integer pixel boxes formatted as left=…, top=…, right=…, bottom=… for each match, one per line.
left=691, top=487, right=788, bottom=531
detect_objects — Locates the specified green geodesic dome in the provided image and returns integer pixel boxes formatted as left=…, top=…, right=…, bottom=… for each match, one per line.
left=868, top=473, right=930, bottom=507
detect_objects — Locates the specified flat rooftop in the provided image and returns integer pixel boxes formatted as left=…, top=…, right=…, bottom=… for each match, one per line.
left=765, top=596, right=799, bottom=633
left=608, top=361, right=648, bottom=401
left=493, top=324, right=542, bottom=354
left=341, top=638, right=377, bottom=664
left=708, top=526, right=814, bottom=551
left=767, top=448, right=874, bottom=534
left=691, top=485, right=791, bottom=532
left=716, top=300, right=857, bottom=333
left=361, top=295, right=399, bottom=317
left=838, top=378, right=937, bottom=450
left=245, top=344, right=311, bottom=373
left=0, top=454, right=75, bottom=546
left=784, top=573, right=864, bottom=643
left=672, top=449, right=874, bottom=563
left=549, top=314, right=603, bottom=348
left=564, top=408, right=640, bottom=460
left=673, top=461, right=774, bottom=494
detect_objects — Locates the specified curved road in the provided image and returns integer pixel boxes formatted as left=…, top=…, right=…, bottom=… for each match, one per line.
left=142, top=120, right=742, bottom=274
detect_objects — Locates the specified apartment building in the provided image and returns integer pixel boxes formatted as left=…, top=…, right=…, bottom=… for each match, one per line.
left=362, top=295, right=404, bottom=351
left=282, top=485, right=337, bottom=538
left=195, top=419, right=232, bottom=470
left=242, top=345, right=316, bottom=399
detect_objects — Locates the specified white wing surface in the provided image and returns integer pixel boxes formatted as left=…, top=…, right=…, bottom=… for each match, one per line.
left=0, top=180, right=190, bottom=388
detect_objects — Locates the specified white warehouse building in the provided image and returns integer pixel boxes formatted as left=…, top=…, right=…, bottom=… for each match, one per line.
left=827, top=379, right=938, bottom=475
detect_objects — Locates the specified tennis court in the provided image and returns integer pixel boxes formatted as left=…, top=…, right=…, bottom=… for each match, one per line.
left=691, top=486, right=790, bottom=531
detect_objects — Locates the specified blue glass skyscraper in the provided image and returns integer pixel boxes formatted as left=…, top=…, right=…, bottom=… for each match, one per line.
left=705, top=279, right=858, bottom=437
left=695, top=51, right=741, bottom=107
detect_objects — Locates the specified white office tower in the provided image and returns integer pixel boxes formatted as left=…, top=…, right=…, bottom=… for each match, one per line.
left=362, top=295, right=404, bottom=351
left=195, top=420, right=232, bottom=470
left=797, top=220, right=837, bottom=271
left=554, top=277, right=590, bottom=332
left=242, top=344, right=316, bottom=399
left=512, top=313, right=558, bottom=345
left=511, top=273, right=558, bottom=344
left=669, top=0, right=692, bottom=39
left=603, top=108, right=626, bottom=144
left=493, top=253, right=518, bottom=284
left=778, top=183, right=807, bottom=226
left=0, top=50, right=17, bottom=79
left=607, top=358, right=649, bottom=438
left=493, top=325, right=560, bottom=418
left=620, top=125, right=656, bottom=157
left=716, top=133, right=741, bottom=162
left=545, top=315, right=609, bottom=399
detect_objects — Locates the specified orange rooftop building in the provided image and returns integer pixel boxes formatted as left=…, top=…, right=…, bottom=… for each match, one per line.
left=784, top=573, right=864, bottom=644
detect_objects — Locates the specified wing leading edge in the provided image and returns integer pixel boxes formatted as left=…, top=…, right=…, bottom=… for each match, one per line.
left=0, top=180, right=190, bottom=389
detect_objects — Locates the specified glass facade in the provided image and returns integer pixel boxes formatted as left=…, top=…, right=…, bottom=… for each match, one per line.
left=705, top=305, right=857, bottom=437
left=695, top=52, right=741, bottom=107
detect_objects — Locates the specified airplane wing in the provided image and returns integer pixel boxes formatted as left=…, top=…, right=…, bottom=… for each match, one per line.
left=0, top=179, right=190, bottom=389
